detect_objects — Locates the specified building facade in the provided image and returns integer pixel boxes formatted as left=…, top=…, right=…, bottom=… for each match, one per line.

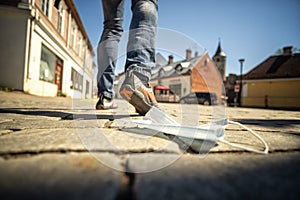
left=0, top=0, right=95, bottom=98
left=115, top=49, right=225, bottom=104
left=224, top=73, right=238, bottom=106
left=149, top=50, right=224, bottom=104
left=242, top=46, right=300, bottom=109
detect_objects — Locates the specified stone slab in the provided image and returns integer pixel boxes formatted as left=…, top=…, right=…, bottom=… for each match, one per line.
left=0, top=128, right=84, bottom=153
left=0, top=153, right=122, bottom=200
left=0, top=127, right=183, bottom=155
left=129, top=152, right=300, bottom=200
left=1, top=91, right=300, bottom=199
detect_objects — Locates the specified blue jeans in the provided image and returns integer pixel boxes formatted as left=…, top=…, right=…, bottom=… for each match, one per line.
left=97, top=0, right=158, bottom=99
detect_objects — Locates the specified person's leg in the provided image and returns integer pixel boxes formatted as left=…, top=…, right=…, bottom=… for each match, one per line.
left=119, top=0, right=158, bottom=115
left=125, top=0, right=158, bottom=84
left=96, top=0, right=124, bottom=109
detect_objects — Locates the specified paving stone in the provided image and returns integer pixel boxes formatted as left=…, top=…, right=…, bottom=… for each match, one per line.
left=131, top=153, right=300, bottom=200
left=0, top=128, right=84, bottom=153
left=0, top=153, right=122, bottom=200
left=0, top=113, right=74, bottom=130
left=0, top=110, right=108, bottom=130
left=211, top=130, right=300, bottom=153
left=1, top=91, right=300, bottom=200
left=76, top=127, right=182, bottom=154
left=0, top=91, right=72, bottom=109
left=0, top=127, right=183, bottom=155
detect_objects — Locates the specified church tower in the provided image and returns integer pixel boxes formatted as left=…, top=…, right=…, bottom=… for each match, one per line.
left=213, top=40, right=226, bottom=80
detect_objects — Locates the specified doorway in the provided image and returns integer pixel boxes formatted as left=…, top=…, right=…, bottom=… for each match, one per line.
left=55, top=58, right=63, bottom=95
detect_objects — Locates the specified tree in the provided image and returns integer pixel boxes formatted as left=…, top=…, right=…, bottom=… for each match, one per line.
left=275, top=47, right=300, bottom=55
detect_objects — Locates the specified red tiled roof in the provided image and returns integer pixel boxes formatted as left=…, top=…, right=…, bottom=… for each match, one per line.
left=243, top=53, right=300, bottom=80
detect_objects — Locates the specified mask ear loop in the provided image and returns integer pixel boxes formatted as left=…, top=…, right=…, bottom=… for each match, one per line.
left=217, top=120, right=269, bottom=154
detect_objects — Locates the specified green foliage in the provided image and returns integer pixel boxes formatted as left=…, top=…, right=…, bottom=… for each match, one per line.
left=0, top=86, right=14, bottom=92
left=275, top=47, right=300, bottom=55
left=57, top=92, right=67, bottom=97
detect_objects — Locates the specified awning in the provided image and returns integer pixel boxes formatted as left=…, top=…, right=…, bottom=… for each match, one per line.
left=154, top=85, right=169, bottom=91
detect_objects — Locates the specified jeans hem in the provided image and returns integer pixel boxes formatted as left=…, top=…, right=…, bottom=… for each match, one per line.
left=98, top=91, right=113, bottom=100
left=126, top=65, right=151, bottom=83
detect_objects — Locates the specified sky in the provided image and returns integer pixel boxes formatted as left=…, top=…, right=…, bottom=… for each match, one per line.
left=73, top=0, right=300, bottom=76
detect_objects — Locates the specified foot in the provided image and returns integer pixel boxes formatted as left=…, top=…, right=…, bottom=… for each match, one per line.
left=119, top=70, right=158, bottom=115
left=95, top=96, right=117, bottom=110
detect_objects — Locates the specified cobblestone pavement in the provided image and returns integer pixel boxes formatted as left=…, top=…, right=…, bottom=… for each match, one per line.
left=0, top=91, right=299, bottom=200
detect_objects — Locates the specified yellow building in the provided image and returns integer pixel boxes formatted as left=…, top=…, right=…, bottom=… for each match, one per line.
left=242, top=46, right=300, bottom=109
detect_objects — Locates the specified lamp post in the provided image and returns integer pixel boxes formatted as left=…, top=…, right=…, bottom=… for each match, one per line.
left=238, top=58, right=245, bottom=107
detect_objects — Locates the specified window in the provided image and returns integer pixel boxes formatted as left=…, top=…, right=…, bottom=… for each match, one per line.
left=40, top=45, right=56, bottom=83
left=70, top=22, right=76, bottom=48
left=85, top=80, right=90, bottom=98
left=82, top=42, right=87, bottom=61
left=175, top=64, right=183, bottom=72
left=41, top=0, right=50, bottom=17
left=77, top=34, right=82, bottom=56
left=71, top=68, right=83, bottom=91
left=169, top=84, right=182, bottom=97
left=158, top=68, right=165, bottom=77
left=57, top=3, right=64, bottom=34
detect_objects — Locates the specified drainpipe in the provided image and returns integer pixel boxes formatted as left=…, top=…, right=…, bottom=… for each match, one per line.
left=67, top=8, right=71, bottom=48
left=18, top=0, right=35, bottom=91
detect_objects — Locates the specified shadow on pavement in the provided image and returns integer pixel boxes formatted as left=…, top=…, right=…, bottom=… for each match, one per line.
left=235, top=119, right=300, bottom=128
left=0, top=108, right=139, bottom=120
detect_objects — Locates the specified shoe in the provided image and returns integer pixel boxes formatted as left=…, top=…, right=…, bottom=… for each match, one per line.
left=95, top=96, right=117, bottom=110
left=119, top=70, right=158, bottom=115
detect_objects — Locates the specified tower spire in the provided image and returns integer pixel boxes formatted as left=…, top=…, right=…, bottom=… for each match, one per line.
left=214, top=39, right=226, bottom=57
left=213, top=39, right=227, bottom=80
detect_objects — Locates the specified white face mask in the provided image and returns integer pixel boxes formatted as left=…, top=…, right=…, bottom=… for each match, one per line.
left=131, top=106, right=269, bottom=155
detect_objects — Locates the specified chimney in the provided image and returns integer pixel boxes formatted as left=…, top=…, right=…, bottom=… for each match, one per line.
left=283, top=46, right=293, bottom=55
left=168, top=55, right=174, bottom=64
left=186, top=49, right=192, bottom=60
left=194, top=51, right=199, bottom=57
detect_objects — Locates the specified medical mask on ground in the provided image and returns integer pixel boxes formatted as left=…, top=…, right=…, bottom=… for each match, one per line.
left=131, top=106, right=269, bottom=154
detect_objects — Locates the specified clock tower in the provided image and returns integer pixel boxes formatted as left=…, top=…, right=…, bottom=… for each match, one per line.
left=213, top=40, right=226, bottom=80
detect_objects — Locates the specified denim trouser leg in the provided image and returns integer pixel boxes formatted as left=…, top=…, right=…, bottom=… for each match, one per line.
left=97, top=0, right=158, bottom=99
left=125, top=0, right=158, bottom=84
left=97, top=0, right=124, bottom=99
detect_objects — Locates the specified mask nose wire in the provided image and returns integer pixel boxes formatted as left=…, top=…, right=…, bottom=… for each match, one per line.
left=217, top=120, right=269, bottom=154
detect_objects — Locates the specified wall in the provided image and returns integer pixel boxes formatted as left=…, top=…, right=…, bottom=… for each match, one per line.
left=0, top=6, right=29, bottom=90
left=243, top=79, right=300, bottom=109
left=191, top=53, right=224, bottom=102
left=150, top=75, right=191, bottom=98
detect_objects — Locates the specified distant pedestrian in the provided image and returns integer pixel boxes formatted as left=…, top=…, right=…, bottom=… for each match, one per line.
left=96, top=0, right=159, bottom=115
left=264, top=95, right=268, bottom=108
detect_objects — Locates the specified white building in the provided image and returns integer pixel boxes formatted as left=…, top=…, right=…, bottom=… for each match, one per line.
left=0, top=0, right=95, bottom=98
